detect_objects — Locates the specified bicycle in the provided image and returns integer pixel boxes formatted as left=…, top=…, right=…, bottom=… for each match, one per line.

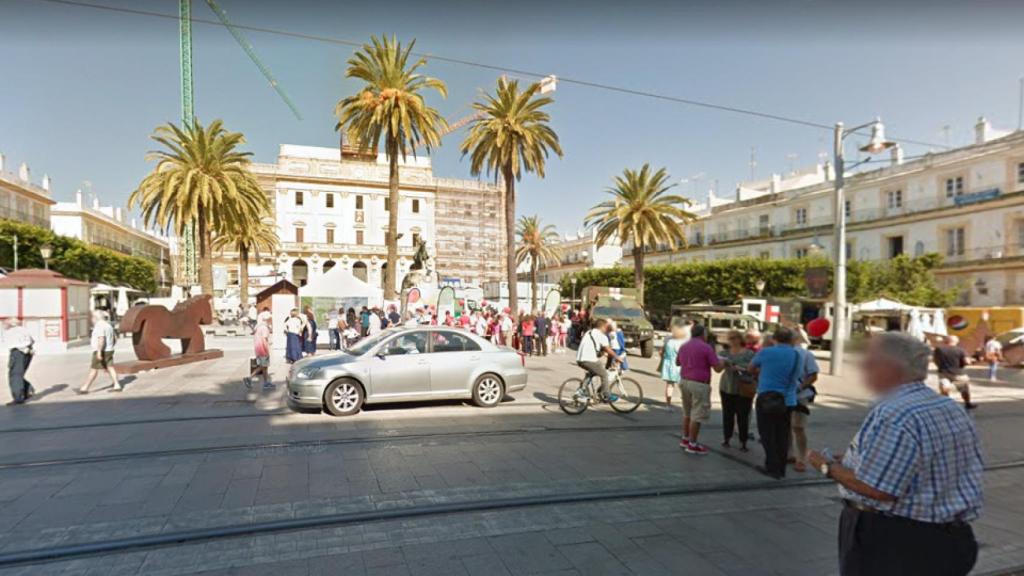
left=558, top=364, right=643, bottom=415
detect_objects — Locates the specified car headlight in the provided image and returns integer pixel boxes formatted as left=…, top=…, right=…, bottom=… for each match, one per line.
left=296, top=367, right=323, bottom=380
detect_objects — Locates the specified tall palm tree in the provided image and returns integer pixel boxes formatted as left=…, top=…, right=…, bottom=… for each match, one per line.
left=335, top=35, right=447, bottom=300
left=130, top=119, right=268, bottom=297
left=585, top=164, right=696, bottom=305
left=461, top=77, right=562, bottom=314
left=212, top=220, right=278, bottom=308
left=515, top=215, right=562, bottom=311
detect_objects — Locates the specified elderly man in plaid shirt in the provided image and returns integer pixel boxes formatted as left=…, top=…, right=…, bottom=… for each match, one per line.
left=809, top=332, right=983, bottom=576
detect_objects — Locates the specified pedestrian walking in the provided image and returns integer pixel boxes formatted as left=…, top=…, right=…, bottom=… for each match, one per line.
left=935, top=335, right=976, bottom=409
left=534, top=311, right=549, bottom=356
left=359, top=306, right=371, bottom=337
left=610, top=320, right=628, bottom=371
left=387, top=305, right=401, bottom=327
left=247, top=304, right=258, bottom=333
left=244, top=315, right=274, bottom=391
left=808, top=332, right=983, bottom=576
left=4, top=319, right=35, bottom=405
left=660, top=319, right=687, bottom=405
left=368, top=307, right=383, bottom=335
left=675, top=324, right=723, bottom=455
left=327, top=308, right=340, bottom=351
left=520, top=313, right=535, bottom=355
left=500, top=312, right=514, bottom=348
left=79, top=310, right=122, bottom=394
left=284, top=309, right=304, bottom=363
left=749, top=326, right=802, bottom=478
left=302, top=306, right=318, bottom=356
left=789, top=343, right=820, bottom=472
left=718, top=330, right=755, bottom=451
left=983, top=335, right=1003, bottom=381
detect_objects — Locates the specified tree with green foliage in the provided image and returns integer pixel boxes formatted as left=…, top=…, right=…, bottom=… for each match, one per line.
left=560, top=254, right=954, bottom=322
left=335, top=35, right=448, bottom=300
left=585, top=164, right=696, bottom=306
left=515, top=215, right=561, bottom=311
left=0, top=219, right=157, bottom=292
left=212, top=220, right=278, bottom=307
left=130, top=119, right=268, bottom=297
left=462, top=77, right=562, bottom=313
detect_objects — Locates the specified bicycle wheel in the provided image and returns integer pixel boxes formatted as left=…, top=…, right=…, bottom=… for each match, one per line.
left=609, top=376, right=643, bottom=413
left=558, top=378, right=589, bottom=415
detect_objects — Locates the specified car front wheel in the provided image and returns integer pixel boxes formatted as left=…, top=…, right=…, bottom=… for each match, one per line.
left=324, top=379, right=364, bottom=416
left=472, top=373, right=504, bottom=408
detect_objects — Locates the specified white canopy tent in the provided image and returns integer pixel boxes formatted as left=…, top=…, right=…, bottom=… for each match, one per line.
left=300, top=265, right=383, bottom=303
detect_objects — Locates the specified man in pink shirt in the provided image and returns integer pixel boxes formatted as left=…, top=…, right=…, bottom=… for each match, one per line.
left=675, top=324, right=723, bottom=454
left=244, top=317, right=274, bottom=391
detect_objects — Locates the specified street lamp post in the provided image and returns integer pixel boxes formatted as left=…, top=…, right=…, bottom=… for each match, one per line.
left=40, top=244, right=53, bottom=271
left=755, top=279, right=766, bottom=296
left=570, top=277, right=578, bottom=308
left=830, top=118, right=895, bottom=376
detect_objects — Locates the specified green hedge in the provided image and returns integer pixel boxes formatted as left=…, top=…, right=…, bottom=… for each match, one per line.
left=559, top=254, right=956, bottom=320
left=0, top=219, right=158, bottom=293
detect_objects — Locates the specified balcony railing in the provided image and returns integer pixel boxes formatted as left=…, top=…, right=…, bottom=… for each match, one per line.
left=0, top=171, right=53, bottom=200
left=0, top=206, right=48, bottom=228
left=281, top=241, right=417, bottom=256
left=940, top=244, right=1023, bottom=265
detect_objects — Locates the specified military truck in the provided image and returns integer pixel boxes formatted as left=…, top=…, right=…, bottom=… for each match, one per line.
left=582, top=286, right=656, bottom=357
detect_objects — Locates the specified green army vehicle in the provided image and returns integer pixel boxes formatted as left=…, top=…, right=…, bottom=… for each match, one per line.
left=583, top=286, right=656, bottom=357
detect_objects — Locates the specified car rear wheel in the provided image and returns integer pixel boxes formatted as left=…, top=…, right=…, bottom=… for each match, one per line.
left=324, top=379, right=364, bottom=416
left=472, top=373, right=504, bottom=407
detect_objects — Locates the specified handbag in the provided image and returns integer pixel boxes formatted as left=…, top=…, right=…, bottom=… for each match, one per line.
left=756, top=348, right=802, bottom=414
left=736, top=368, right=758, bottom=399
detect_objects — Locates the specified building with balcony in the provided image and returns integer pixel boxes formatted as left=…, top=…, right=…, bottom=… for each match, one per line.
left=524, top=228, right=623, bottom=285
left=622, top=117, right=1024, bottom=306
left=0, top=153, right=56, bottom=229
left=242, top=144, right=505, bottom=293
left=50, top=191, right=173, bottom=293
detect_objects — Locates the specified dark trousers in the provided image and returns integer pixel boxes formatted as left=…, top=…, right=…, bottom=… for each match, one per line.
left=755, top=397, right=791, bottom=477
left=520, top=335, right=532, bottom=355
left=328, top=329, right=340, bottom=350
left=839, top=506, right=977, bottom=576
left=721, top=392, right=753, bottom=444
left=535, top=334, right=548, bottom=356
left=8, top=349, right=33, bottom=402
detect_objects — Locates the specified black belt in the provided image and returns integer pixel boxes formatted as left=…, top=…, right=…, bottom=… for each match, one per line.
left=843, top=499, right=968, bottom=529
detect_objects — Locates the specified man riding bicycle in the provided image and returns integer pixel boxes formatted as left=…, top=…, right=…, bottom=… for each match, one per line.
left=576, top=318, right=622, bottom=401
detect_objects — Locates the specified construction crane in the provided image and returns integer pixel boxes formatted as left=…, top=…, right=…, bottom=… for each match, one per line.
left=177, top=0, right=302, bottom=285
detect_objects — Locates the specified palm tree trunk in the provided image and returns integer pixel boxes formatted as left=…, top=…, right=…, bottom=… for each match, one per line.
left=503, top=167, right=517, bottom=315
left=530, top=255, right=538, bottom=312
left=633, top=243, right=645, bottom=306
left=197, top=210, right=214, bottom=298
left=384, top=139, right=400, bottom=301
left=238, top=242, right=250, bottom=308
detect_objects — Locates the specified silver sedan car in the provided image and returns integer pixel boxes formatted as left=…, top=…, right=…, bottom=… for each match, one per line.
left=286, top=326, right=528, bottom=416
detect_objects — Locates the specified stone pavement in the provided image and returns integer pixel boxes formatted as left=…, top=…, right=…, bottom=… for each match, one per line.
left=0, top=338, right=1021, bottom=575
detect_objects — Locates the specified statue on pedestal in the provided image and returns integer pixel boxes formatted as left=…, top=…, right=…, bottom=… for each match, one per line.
left=401, top=237, right=439, bottom=315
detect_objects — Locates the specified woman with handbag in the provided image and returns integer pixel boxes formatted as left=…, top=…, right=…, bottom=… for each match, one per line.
left=719, top=330, right=756, bottom=451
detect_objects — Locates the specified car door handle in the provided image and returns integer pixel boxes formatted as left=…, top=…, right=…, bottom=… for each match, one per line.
left=416, top=359, right=429, bottom=365
left=469, top=355, right=481, bottom=361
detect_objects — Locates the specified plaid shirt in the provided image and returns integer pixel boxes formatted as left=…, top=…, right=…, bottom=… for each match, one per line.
left=840, top=382, right=984, bottom=523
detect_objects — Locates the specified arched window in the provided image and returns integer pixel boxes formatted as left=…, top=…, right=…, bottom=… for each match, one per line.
left=292, top=259, right=309, bottom=287
left=352, top=261, right=368, bottom=283
left=323, top=260, right=336, bottom=273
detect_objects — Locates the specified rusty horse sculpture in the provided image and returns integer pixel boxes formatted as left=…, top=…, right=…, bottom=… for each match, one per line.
left=118, top=295, right=215, bottom=362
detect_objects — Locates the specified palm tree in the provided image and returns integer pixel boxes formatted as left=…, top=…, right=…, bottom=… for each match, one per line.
left=461, top=77, right=562, bottom=314
left=130, top=119, right=268, bottom=297
left=515, top=215, right=562, bottom=311
left=585, top=164, right=696, bottom=305
left=335, top=35, right=447, bottom=300
left=212, top=220, right=278, bottom=308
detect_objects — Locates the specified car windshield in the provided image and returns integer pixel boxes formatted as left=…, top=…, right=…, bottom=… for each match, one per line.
left=594, top=305, right=645, bottom=319
left=346, top=327, right=404, bottom=356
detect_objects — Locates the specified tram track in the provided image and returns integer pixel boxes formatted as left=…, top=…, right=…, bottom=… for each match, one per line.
left=0, top=422, right=681, bottom=471
left=0, top=459, right=1020, bottom=569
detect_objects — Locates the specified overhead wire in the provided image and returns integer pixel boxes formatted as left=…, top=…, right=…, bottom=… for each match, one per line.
left=27, top=0, right=949, bottom=150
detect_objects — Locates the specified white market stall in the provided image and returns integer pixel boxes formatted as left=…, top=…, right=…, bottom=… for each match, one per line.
left=0, top=269, right=92, bottom=353
left=299, top=266, right=384, bottom=344
left=851, top=298, right=942, bottom=341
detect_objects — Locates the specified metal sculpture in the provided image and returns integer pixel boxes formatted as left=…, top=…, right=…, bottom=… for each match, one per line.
left=116, top=295, right=223, bottom=372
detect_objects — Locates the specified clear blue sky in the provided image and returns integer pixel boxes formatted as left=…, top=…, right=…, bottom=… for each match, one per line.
left=2, top=0, right=1024, bottom=233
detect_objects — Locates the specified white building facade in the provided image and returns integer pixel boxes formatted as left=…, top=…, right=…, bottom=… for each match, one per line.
left=622, top=118, right=1024, bottom=307
left=529, top=228, right=623, bottom=285
left=51, top=191, right=173, bottom=293
left=240, top=144, right=505, bottom=293
left=0, top=153, right=55, bottom=229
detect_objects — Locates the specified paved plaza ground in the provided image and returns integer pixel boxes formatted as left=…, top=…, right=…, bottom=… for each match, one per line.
left=0, top=336, right=1022, bottom=575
